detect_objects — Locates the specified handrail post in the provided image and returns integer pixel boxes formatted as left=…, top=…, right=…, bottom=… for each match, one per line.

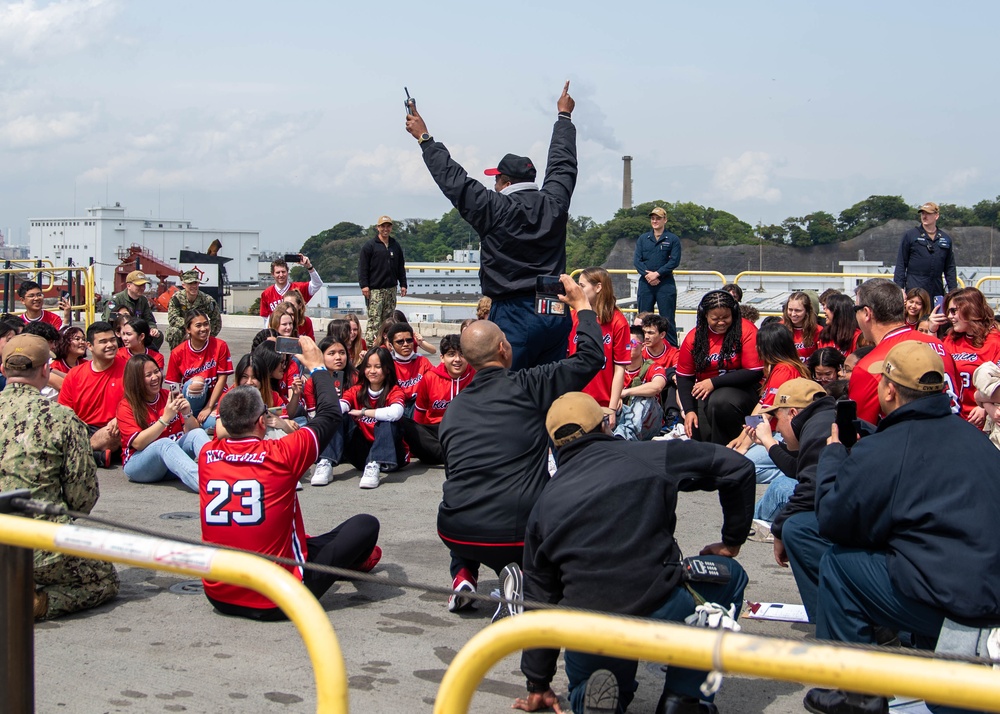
left=3, top=260, right=10, bottom=314
left=0, top=542, right=35, bottom=714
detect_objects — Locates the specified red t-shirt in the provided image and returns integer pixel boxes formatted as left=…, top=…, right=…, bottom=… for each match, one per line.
left=117, top=347, right=164, bottom=370
left=623, top=362, right=667, bottom=390
left=259, top=282, right=312, bottom=319
left=22, top=310, right=63, bottom=331
left=849, top=326, right=960, bottom=423
left=759, top=363, right=805, bottom=409
left=298, top=316, right=315, bottom=339
left=340, top=384, right=405, bottom=443
left=392, top=354, right=432, bottom=405
left=414, top=364, right=475, bottom=425
left=816, top=330, right=862, bottom=357
left=943, top=330, right=1000, bottom=417
left=791, top=327, right=818, bottom=362
left=199, top=428, right=320, bottom=609
left=164, top=337, right=234, bottom=391
left=568, top=310, right=631, bottom=407
left=58, top=357, right=127, bottom=427
left=51, top=357, right=89, bottom=374
left=641, top=343, right=679, bottom=371
left=676, top=319, right=763, bottom=380
left=303, top=371, right=356, bottom=410
left=116, top=390, right=185, bottom=464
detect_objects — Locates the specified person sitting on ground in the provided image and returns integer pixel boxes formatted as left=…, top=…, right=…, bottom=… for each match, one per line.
left=514, top=391, right=753, bottom=714
left=399, top=334, right=474, bottom=466
left=800, top=342, right=1000, bottom=714
left=164, top=310, right=233, bottom=425
left=308, top=336, right=360, bottom=486
left=58, top=321, right=127, bottom=466
left=807, top=347, right=845, bottom=388
left=101, top=271, right=164, bottom=351
left=839, top=345, right=872, bottom=382
left=438, top=275, right=602, bottom=618
left=268, top=301, right=299, bottom=340
left=818, top=288, right=841, bottom=315
left=386, top=322, right=432, bottom=419
left=613, top=325, right=667, bottom=441
left=641, top=313, right=681, bottom=424
left=739, top=303, right=760, bottom=324
left=569, top=267, right=629, bottom=417
left=245, top=344, right=302, bottom=436
left=17, top=280, right=70, bottom=331
left=0, top=334, right=120, bottom=620
left=721, top=282, right=743, bottom=303
left=281, top=289, right=314, bottom=339
left=392, top=309, right=437, bottom=355
left=51, top=325, right=88, bottom=378
left=677, top=290, right=763, bottom=445
left=783, top=290, right=820, bottom=362
left=117, top=354, right=209, bottom=491
left=904, top=287, right=933, bottom=330
left=816, top=293, right=862, bottom=356
left=199, top=336, right=381, bottom=622
left=117, top=318, right=164, bottom=369
left=21, top=321, right=62, bottom=396
left=344, top=314, right=367, bottom=367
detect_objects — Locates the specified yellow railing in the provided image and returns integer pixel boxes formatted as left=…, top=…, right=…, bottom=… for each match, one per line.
left=0, top=263, right=96, bottom=326
left=433, top=611, right=1000, bottom=714
left=0, top=514, right=347, bottom=714
left=975, top=276, right=1000, bottom=293
left=734, top=270, right=966, bottom=290
left=569, top=267, right=728, bottom=287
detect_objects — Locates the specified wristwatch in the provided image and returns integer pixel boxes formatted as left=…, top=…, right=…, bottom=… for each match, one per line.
left=418, top=133, right=432, bottom=144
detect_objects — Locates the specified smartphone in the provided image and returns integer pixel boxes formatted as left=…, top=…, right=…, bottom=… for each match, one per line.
left=404, top=87, right=414, bottom=115
left=168, top=383, right=181, bottom=396
left=332, top=370, right=345, bottom=398
left=835, top=399, right=858, bottom=448
left=933, top=295, right=945, bottom=311
left=275, top=336, right=300, bottom=354
left=744, top=415, right=764, bottom=428
left=267, top=406, right=284, bottom=415
left=535, top=274, right=565, bottom=295
left=283, top=253, right=302, bottom=264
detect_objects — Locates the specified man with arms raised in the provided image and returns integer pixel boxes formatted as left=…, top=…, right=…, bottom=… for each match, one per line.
left=259, top=254, right=323, bottom=323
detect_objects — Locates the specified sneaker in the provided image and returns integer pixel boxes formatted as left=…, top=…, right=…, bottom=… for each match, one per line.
left=357, top=545, right=382, bottom=573
left=491, top=563, right=524, bottom=623
left=447, top=569, right=477, bottom=613
left=748, top=518, right=774, bottom=543
left=295, top=480, right=303, bottom=491
left=359, top=461, right=381, bottom=489
left=803, top=688, right=888, bottom=714
left=311, top=459, right=333, bottom=486
left=583, top=669, right=619, bottom=713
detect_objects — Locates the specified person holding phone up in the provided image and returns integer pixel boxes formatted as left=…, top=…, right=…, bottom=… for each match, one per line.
left=259, top=254, right=323, bottom=323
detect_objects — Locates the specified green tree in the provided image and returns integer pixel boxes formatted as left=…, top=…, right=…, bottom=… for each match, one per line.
left=973, top=197, right=1000, bottom=226
left=938, top=203, right=978, bottom=226
left=759, top=224, right=787, bottom=243
left=805, top=211, right=839, bottom=245
left=837, top=195, right=910, bottom=237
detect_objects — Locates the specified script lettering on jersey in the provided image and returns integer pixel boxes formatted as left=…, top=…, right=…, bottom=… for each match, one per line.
left=183, top=359, right=218, bottom=381
left=397, top=376, right=423, bottom=388
left=203, top=449, right=267, bottom=465
left=431, top=399, right=450, bottom=410
left=950, top=352, right=979, bottom=362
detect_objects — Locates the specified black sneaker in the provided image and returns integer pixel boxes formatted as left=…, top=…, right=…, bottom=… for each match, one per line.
left=491, top=563, right=523, bottom=623
left=92, top=449, right=108, bottom=468
left=803, top=688, right=888, bottom=714
left=584, top=669, right=618, bottom=713
left=656, top=691, right=719, bottom=714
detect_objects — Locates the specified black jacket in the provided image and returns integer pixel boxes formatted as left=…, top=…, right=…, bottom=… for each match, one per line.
left=520, top=435, right=754, bottom=686
left=420, top=117, right=577, bottom=299
left=768, top=396, right=836, bottom=540
left=358, top=236, right=407, bottom=290
left=815, top=393, right=1000, bottom=626
left=437, top=309, right=603, bottom=544
left=893, top=226, right=957, bottom=298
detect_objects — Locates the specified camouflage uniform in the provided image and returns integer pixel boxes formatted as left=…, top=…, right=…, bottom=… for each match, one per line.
left=365, top=288, right=397, bottom=346
left=166, top=290, right=222, bottom=350
left=101, top=289, right=164, bottom=351
left=0, top=383, right=120, bottom=619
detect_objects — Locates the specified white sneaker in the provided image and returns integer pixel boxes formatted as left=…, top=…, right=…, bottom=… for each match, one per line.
left=359, top=461, right=381, bottom=489
left=311, top=459, right=333, bottom=486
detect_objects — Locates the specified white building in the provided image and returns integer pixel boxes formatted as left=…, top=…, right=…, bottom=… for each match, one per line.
left=29, top=204, right=261, bottom=295
left=405, top=248, right=481, bottom=295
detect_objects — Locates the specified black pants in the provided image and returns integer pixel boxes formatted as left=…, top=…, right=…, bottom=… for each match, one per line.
left=207, top=514, right=380, bottom=621
left=693, top=385, right=758, bottom=445
left=399, top=418, right=443, bottom=465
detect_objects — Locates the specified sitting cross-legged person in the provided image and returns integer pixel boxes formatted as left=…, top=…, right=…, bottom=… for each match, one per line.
left=613, top=325, right=667, bottom=440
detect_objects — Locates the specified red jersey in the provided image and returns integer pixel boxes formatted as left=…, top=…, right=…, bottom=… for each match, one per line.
left=21, top=310, right=62, bottom=331
left=759, top=363, right=806, bottom=409
left=414, top=363, right=475, bottom=425
left=849, top=326, right=960, bottom=423
left=791, top=327, right=818, bottom=362
left=303, top=371, right=356, bottom=411
left=676, top=319, right=764, bottom=381
left=298, top=316, right=315, bottom=339
left=641, top=343, right=679, bottom=371
left=117, top=346, right=164, bottom=370
left=51, top=357, right=88, bottom=374
left=568, top=310, right=631, bottom=407
left=199, top=428, right=320, bottom=609
left=116, top=389, right=185, bottom=464
left=816, top=330, right=862, bottom=357
left=623, top=361, right=667, bottom=390
left=340, top=384, right=406, bottom=443
left=259, top=282, right=312, bottom=319
left=943, top=330, right=1000, bottom=417
left=392, top=354, right=432, bottom=404
left=58, top=357, right=127, bottom=427
left=164, top=337, right=233, bottom=391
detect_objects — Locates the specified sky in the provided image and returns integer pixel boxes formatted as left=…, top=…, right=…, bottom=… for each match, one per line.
left=2, top=0, right=999, bottom=253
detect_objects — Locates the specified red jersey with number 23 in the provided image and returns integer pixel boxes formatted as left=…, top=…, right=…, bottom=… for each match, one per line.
left=199, top=427, right=320, bottom=609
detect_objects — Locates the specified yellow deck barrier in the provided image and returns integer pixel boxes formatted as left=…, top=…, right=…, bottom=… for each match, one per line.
left=734, top=270, right=966, bottom=290
left=0, top=513, right=347, bottom=714
left=434, top=611, right=1000, bottom=714
left=0, top=263, right=97, bottom=326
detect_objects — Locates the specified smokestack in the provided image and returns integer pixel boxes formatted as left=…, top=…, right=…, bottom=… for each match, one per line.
left=622, top=155, right=633, bottom=210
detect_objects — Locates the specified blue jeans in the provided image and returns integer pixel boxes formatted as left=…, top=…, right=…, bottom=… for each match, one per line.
left=780, top=511, right=831, bottom=622
left=754, top=474, right=796, bottom=521
left=744, top=442, right=783, bottom=484
left=123, top=428, right=210, bottom=492
left=565, top=557, right=748, bottom=712
left=614, top=396, right=664, bottom=441
left=321, top=418, right=405, bottom=472
left=489, top=295, right=571, bottom=371
left=182, top=378, right=209, bottom=414
left=636, top=279, right=678, bottom=347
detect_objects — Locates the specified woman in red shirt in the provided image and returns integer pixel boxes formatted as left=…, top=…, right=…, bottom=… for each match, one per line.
left=816, top=293, right=863, bottom=356
left=281, top=290, right=315, bottom=339
left=345, top=314, right=367, bottom=368
left=117, top=354, right=209, bottom=491
left=782, top=291, right=820, bottom=361
left=52, top=325, right=88, bottom=374
left=164, top=310, right=233, bottom=424
left=676, top=290, right=764, bottom=444
left=117, top=318, right=164, bottom=369
left=936, top=287, right=1000, bottom=426
left=904, top=288, right=932, bottom=330
left=568, top=267, right=630, bottom=412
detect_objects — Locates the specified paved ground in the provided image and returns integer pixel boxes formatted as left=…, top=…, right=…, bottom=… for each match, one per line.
left=28, top=326, right=822, bottom=713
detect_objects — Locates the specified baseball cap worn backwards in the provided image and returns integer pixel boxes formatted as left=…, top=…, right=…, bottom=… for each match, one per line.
left=546, top=392, right=614, bottom=447
left=867, top=341, right=945, bottom=392
left=759, top=378, right=827, bottom=414
left=2, top=334, right=50, bottom=370
left=126, top=270, right=148, bottom=285
left=484, top=154, right=537, bottom=182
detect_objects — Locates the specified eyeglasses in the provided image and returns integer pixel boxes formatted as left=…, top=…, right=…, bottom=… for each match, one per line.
left=393, top=337, right=415, bottom=345
left=853, top=304, right=868, bottom=313
left=947, top=307, right=959, bottom=316
left=23, top=292, right=44, bottom=300
left=629, top=339, right=642, bottom=348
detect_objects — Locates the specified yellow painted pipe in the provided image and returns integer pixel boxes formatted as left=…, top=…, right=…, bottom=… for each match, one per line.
left=434, top=611, right=1000, bottom=714
left=0, top=514, right=348, bottom=714
left=734, top=270, right=966, bottom=289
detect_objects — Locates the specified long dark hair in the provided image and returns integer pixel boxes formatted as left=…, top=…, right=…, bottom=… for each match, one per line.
left=125, top=318, right=152, bottom=351
left=817, top=293, right=858, bottom=354
left=757, top=322, right=810, bottom=380
left=318, top=335, right=358, bottom=388
left=123, top=354, right=160, bottom=430
left=357, top=346, right=397, bottom=409
left=692, top=290, right=743, bottom=374
left=251, top=343, right=283, bottom=408
left=54, top=325, right=86, bottom=364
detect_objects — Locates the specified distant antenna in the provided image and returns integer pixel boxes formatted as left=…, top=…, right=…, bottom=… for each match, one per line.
left=858, top=249, right=865, bottom=261
left=621, top=156, right=633, bottom=210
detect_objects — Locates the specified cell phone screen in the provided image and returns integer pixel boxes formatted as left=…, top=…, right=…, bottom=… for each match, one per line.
left=835, top=399, right=858, bottom=448
left=535, top=275, right=565, bottom=295
left=283, top=253, right=301, bottom=264
left=744, top=415, right=764, bottom=428
left=275, top=337, right=300, bottom=354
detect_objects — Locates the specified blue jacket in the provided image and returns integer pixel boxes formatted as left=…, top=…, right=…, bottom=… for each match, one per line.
left=815, top=393, right=1000, bottom=626
left=892, top=225, right=957, bottom=298
left=633, top=230, right=682, bottom=281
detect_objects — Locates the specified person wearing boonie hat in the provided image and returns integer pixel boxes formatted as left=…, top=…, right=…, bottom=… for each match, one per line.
left=633, top=204, right=682, bottom=347
left=404, top=81, right=578, bottom=371
left=515, top=391, right=754, bottom=713
left=166, top=269, right=222, bottom=350
left=358, top=214, right=408, bottom=345
left=892, top=199, right=957, bottom=302
left=797, top=336, right=1000, bottom=714
left=0, top=332, right=121, bottom=620
left=101, top=269, right=164, bottom=351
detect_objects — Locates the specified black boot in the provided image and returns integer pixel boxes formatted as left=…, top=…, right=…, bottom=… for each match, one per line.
left=655, top=690, right=719, bottom=714
left=804, top=688, right=889, bottom=714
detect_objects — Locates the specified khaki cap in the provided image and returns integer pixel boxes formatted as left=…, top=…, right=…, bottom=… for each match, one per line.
left=126, top=270, right=149, bottom=285
left=2, top=334, right=50, bottom=370
left=377, top=215, right=394, bottom=226
left=918, top=202, right=940, bottom=214
left=759, top=378, right=827, bottom=414
left=546, top=392, right=615, bottom=447
left=867, top=341, right=945, bottom=393
left=649, top=207, right=667, bottom=218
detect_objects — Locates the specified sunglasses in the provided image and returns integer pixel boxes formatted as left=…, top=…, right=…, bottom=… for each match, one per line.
left=393, top=337, right=415, bottom=345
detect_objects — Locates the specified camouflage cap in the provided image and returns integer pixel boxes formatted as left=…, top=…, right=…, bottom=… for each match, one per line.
left=2, top=334, right=49, bottom=370
left=180, top=270, right=202, bottom=284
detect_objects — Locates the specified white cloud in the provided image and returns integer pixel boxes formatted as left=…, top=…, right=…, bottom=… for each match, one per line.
left=0, top=109, right=93, bottom=147
left=0, top=0, right=122, bottom=65
left=932, top=167, right=980, bottom=197
left=712, top=151, right=782, bottom=203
